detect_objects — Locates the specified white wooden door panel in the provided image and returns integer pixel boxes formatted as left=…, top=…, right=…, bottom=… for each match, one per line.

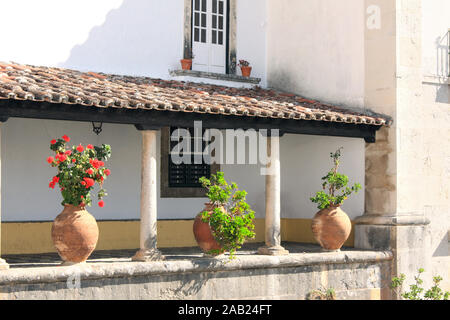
left=192, top=0, right=227, bottom=74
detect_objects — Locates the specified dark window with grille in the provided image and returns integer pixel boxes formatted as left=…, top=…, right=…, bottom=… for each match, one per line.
left=168, top=127, right=211, bottom=188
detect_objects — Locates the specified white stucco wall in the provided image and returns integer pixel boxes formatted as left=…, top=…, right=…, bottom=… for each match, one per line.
left=0, top=1, right=365, bottom=224
left=266, top=0, right=365, bottom=109
left=1, top=118, right=364, bottom=222
left=0, top=0, right=267, bottom=85
left=236, top=0, right=267, bottom=85
left=421, top=0, right=450, bottom=287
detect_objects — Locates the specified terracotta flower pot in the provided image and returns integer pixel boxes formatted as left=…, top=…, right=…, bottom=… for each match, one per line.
left=240, top=66, right=252, bottom=77
left=51, top=204, right=99, bottom=264
left=180, top=59, right=192, bottom=70
left=311, top=206, right=351, bottom=251
left=193, top=203, right=225, bottom=255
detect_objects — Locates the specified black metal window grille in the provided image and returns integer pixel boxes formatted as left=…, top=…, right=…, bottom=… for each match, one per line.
left=168, top=127, right=211, bottom=188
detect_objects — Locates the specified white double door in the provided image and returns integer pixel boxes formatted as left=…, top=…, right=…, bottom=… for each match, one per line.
left=192, top=0, right=227, bottom=74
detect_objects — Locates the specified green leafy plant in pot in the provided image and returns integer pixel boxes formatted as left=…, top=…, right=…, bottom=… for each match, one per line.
left=193, top=172, right=256, bottom=259
left=310, top=147, right=361, bottom=251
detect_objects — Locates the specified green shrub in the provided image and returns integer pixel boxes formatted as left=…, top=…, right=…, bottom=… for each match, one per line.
left=199, top=172, right=255, bottom=259
left=310, top=147, right=361, bottom=210
left=391, top=268, right=450, bottom=300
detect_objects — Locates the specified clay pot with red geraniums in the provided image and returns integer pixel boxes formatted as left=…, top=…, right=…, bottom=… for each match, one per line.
left=47, top=135, right=111, bottom=265
left=194, top=172, right=256, bottom=259
left=238, top=59, right=252, bottom=77
left=310, top=147, right=361, bottom=251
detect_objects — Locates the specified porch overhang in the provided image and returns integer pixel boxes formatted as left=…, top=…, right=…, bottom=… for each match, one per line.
left=0, top=62, right=391, bottom=143
left=0, top=99, right=382, bottom=143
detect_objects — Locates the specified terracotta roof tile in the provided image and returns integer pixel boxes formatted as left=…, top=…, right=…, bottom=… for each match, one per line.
left=0, top=62, right=391, bottom=126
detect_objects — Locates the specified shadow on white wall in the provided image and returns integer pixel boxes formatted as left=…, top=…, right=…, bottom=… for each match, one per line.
left=58, top=0, right=184, bottom=79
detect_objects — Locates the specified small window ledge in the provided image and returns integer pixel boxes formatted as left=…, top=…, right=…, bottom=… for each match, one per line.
left=169, top=69, right=261, bottom=85
left=422, top=74, right=450, bottom=85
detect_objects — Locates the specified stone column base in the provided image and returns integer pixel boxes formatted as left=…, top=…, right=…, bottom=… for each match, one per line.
left=132, top=248, right=165, bottom=262
left=257, top=245, right=289, bottom=256
left=0, top=258, right=9, bottom=270
left=354, top=215, right=433, bottom=293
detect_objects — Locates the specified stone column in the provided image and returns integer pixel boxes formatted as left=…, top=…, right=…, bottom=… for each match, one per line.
left=132, top=130, right=164, bottom=261
left=0, top=122, right=8, bottom=269
left=355, top=0, right=431, bottom=298
left=258, top=133, right=289, bottom=256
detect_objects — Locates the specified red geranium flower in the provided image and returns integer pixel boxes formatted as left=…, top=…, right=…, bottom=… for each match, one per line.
left=83, top=177, right=95, bottom=188
left=104, top=169, right=111, bottom=176
left=91, top=159, right=103, bottom=169
left=98, top=200, right=104, bottom=208
left=48, top=138, right=110, bottom=207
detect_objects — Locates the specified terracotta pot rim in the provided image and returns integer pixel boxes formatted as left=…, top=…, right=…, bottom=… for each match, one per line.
left=63, top=203, right=86, bottom=210
left=320, top=204, right=342, bottom=210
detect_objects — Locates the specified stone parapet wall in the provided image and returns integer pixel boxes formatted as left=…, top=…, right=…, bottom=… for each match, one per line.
left=0, top=250, right=392, bottom=300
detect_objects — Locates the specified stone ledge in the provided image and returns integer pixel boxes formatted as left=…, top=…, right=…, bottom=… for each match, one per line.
left=354, top=214, right=430, bottom=226
left=169, top=69, right=261, bottom=84
left=0, top=250, right=392, bottom=286
left=422, top=75, right=450, bottom=85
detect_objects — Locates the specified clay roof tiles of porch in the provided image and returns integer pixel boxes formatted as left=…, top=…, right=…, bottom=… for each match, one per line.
left=0, top=62, right=391, bottom=126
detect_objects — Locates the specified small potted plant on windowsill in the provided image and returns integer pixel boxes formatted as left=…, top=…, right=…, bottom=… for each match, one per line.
left=47, top=135, right=111, bottom=264
left=238, top=59, right=252, bottom=77
left=193, top=172, right=256, bottom=259
left=310, top=147, right=361, bottom=251
left=180, top=50, right=195, bottom=71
